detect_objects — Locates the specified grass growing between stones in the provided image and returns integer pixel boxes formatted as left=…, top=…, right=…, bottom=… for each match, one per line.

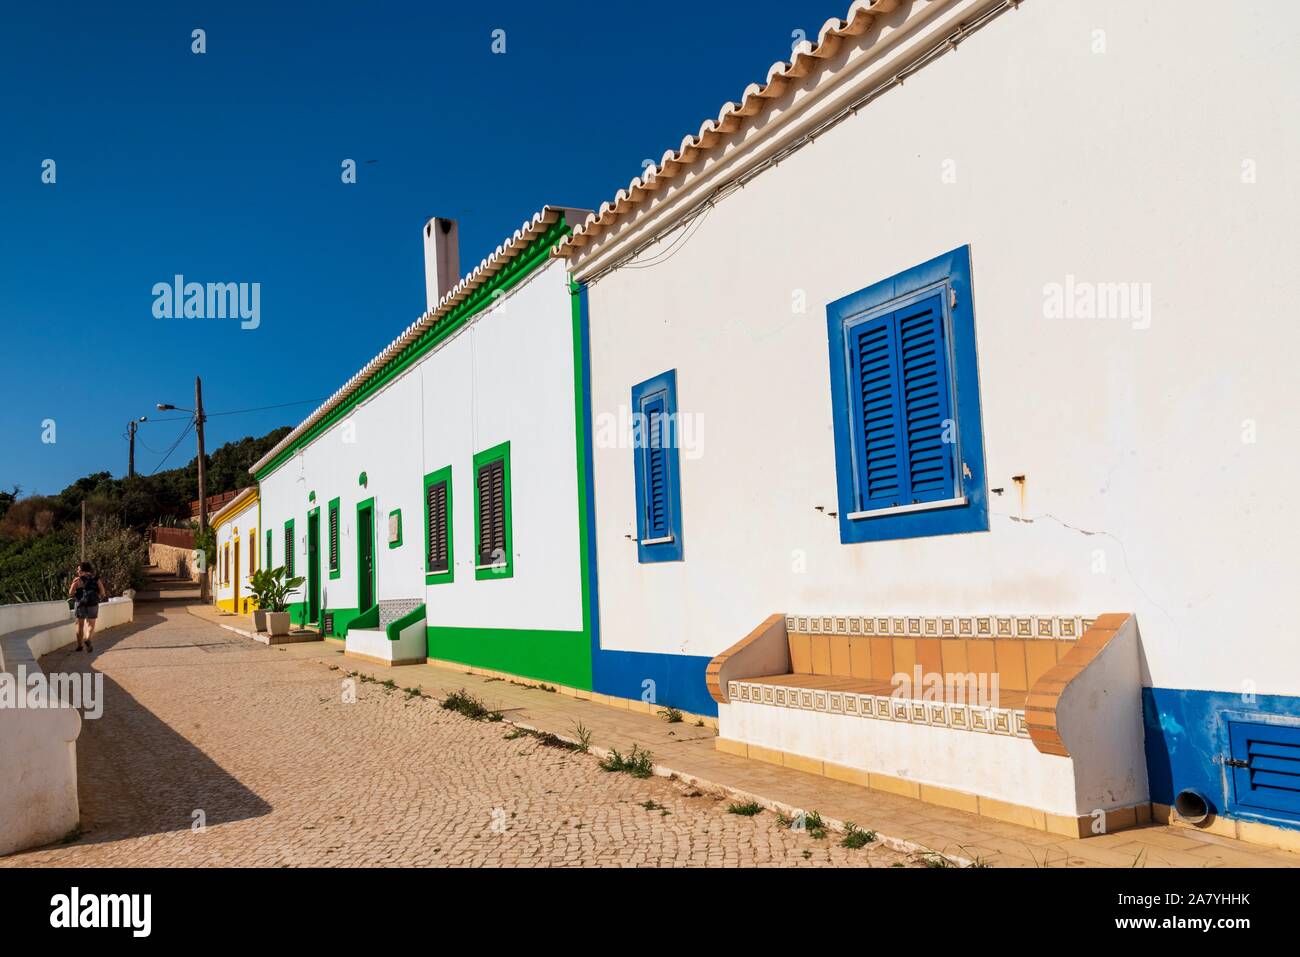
left=599, top=745, right=655, bottom=778
left=442, top=688, right=503, bottom=722
left=840, top=822, right=877, bottom=849
left=776, top=809, right=828, bottom=839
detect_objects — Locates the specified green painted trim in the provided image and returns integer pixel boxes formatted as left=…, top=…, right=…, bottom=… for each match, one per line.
left=388, top=509, right=402, bottom=549
left=265, top=528, right=272, bottom=571
left=352, top=604, right=378, bottom=630
left=356, top=496, right=376, bottom=612
left=327, top=497, right=341, bottom=580
left=253, top=218, right=572, bottom=483
left=423, top=465, right=454, bottom=586
left=387, top=603, right=425, bottom=641
left=473, top=441, right=513, bottom=581
left=427, top=626, right=590, bottom=689
left=569, top=279, right=595, bottom=649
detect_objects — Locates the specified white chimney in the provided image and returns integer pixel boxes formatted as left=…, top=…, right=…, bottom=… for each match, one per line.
left=423, top=217, right=460, bottom=313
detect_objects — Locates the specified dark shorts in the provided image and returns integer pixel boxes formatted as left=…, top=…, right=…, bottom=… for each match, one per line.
left=75, top=605, right=99, bottom=621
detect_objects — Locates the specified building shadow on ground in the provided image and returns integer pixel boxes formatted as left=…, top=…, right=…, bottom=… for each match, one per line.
left=32, top=603, right=273, bottom=850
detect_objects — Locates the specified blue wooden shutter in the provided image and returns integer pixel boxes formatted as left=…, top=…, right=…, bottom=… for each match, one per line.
left=897, top=295, right=955, bottom=502
left=850, top=292, right=955, bottom=510
left=641, top=394, right=672, bottom=540
left=1229, top=721, right=1300, bottom=817
left=851, top=311, right=904, bottom=510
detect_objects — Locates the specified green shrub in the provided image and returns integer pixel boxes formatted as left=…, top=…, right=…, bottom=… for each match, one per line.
left=82, top=514, right=147, bottom=595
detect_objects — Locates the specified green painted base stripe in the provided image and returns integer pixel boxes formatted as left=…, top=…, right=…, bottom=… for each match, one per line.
left=285, top=602, right=366, bottom=638
left=427, top=627, right=592, bottom=690
left=328, top=607, right=363, bottom=638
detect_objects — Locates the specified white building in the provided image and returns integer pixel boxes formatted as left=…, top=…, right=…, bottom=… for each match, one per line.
left=560, top=0, right=1300, bottom=846
left=251, top=208, right=595, bottom=683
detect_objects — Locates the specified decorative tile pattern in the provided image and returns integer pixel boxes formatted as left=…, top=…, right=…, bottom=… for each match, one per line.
left=728, top=680, right=1032, bottom=739
left=785, top=614, right=1091, bottom=640
left=377, top=598, right=423, bottom=628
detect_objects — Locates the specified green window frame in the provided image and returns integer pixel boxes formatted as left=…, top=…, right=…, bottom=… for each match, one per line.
left=473, top=441, right=512, bottom=581
left=284, top=519, right=295, bottom=578
left=265, top=529, right=272, bottom=570
left=423, top=465, right=453, bottom=585
left=327, top=497, right=341, bottom=580
left=388, top=508, right=403, bottom=549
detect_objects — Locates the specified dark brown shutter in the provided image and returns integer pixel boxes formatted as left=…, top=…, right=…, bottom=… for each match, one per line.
left=328, top=503, right=339, bottom=571
left=426, top=480, right=448, bottom=573
left=476, top=459, right=505, bottom=566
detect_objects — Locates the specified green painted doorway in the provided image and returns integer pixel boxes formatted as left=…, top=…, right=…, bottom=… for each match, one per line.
left=307, top=508, right=321, bottom=624
left=357, top=497, right=375, bottom=612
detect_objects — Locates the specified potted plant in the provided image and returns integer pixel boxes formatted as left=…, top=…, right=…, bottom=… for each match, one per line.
left=248, top=566, right=304, bottom=637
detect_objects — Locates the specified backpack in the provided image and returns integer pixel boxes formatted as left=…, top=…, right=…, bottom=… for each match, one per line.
left=75, top=574, right=101, bottom=607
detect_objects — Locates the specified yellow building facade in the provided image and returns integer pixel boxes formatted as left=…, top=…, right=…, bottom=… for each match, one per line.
left=211, top=486, right=260, bottom=615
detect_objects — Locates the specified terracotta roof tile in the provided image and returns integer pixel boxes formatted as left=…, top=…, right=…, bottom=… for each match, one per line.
left=556, top=0, right=909, bottom=258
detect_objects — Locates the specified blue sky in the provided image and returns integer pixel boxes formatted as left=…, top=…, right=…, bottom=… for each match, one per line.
left=1, top=0, right=836, bottom=494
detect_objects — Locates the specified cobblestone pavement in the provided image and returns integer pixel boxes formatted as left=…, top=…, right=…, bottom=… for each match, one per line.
left=3, top=605, right=914, bottom=868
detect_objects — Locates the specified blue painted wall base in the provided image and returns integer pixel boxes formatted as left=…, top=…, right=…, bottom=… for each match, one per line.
left=593, top=649, right=716, bottom=718
left=1143, top=687, right=1300, bottom=832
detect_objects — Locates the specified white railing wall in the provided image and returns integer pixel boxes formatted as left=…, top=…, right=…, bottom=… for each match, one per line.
left=0, top=597, right=134, bottom=856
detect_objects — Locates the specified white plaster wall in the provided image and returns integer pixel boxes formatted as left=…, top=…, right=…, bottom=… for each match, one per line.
left=346, top=619, right=426, bottom=664
left=259, top=259, right=583, bottom=630
left=585, top=0, right=1300, bottom=696
left=0, top=600, right=69, bottom=636
left=214, top=498, right=259, bottom=607
left=0, top=598, right=133, bottom=856
left=1059, top=617, right=1150, bottom=811
left=23, top=599, right=133, bottom=658
left=720, top=700, right=1079, bottom=815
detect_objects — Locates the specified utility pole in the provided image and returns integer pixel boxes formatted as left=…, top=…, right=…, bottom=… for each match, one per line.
left=126, top=415, right=147, bottom=480
left=156, top=380, right=210, bottom=602
left=128, top=420, right=137, bottom=479
left=80, top=500, right=86, bottom=561
left=195, top=376, right=209, bottom=602
left=195, top=376, right=207, bottom=535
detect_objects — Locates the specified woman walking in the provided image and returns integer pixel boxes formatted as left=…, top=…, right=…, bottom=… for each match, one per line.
left=68, top=561, right=107, bottom=652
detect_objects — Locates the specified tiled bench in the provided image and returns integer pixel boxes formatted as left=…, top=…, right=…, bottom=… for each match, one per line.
left=707, top=612, right=1149, bottom=837
left=344, top=599, right=426, bottom=667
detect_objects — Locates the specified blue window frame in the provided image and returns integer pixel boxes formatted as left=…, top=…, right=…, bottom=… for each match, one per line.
left=826, top=245, right=987, bottom=543
left=631, top=369, right=684, bottom=563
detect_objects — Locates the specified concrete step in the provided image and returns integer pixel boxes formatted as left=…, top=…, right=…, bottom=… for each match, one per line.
left=135, top=589, right=202, bottom=601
